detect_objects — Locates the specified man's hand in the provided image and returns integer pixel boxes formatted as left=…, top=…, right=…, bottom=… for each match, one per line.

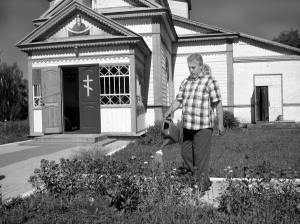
left=218, top=123, right=225, bottom=136
left=165, top=100, right=181, bottom=119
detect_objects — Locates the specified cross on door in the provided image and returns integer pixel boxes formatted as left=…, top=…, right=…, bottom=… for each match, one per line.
left=83, top=75, right=93, bottom=97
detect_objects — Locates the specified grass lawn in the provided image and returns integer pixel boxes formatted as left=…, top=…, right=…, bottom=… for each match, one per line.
left=1, top=127, right=300, bottom=223
left=117, top=128, right=300, bottom=178
left=0, top=120, right=29, bottom=145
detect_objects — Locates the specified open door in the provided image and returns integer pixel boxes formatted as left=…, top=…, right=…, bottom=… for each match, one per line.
left=79, top=66, right=100, bottom=133
left=255, top=86, right=269, bottom=122
left=42, top=67, right=62, bottom=134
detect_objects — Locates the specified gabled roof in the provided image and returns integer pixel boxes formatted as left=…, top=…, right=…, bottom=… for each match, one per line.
left=16, top=1, right=151, bottom=55
left=173, top=15, right=300, bottom=54
left=240, top=33, right=300, bottom=54
left=172, top=14, right=237, bottom=35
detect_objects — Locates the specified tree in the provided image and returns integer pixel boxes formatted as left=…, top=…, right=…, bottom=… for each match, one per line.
left=0, top=56, right=28, bottom=121
left=272, top=28, right=300, bottom=49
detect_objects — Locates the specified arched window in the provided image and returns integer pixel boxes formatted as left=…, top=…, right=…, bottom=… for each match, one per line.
left=203, top=64, right=211, bottom=76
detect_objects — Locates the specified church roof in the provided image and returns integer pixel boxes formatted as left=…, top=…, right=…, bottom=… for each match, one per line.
left=16, top=1, right=151, bottom=55
left=173, top=14, right=300, bottom=54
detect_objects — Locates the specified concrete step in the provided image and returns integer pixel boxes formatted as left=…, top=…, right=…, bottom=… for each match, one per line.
left=247, top=122, right=300, bottom=129
left=19, top=134, right=108, bottom=146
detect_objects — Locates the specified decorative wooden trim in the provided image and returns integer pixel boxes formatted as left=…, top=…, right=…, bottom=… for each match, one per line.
left=226, top=39, right=234, bottom=112
left=173, top=51, right=228, bottom=57
left=19, top=39, right=142, bottom=52
left=130, top=55, right=137, bottom=133
left=31, top=55, right=131, bottom=65
left=234, top=56, right=300, bottom=63
left=178, top=34, right=239, bottom=42
left=31, top=53, right=132, bottom=61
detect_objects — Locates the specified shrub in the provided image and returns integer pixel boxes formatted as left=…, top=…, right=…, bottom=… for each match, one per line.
left=215, top=110, right=240, bottom=129
left=137, top=121, right=164, bottom=146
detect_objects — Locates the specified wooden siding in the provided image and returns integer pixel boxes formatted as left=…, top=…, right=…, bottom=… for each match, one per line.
left=145, top=108, right=155, bottom=127
left=168, top=0, right=189, bottom=18
left=161, top=42, right=174, bottom=106
left=233, top=38, right=285, bottom=58
left=173, top=21, right=216, bottom=36
left=173, top=40, right=227, bottom=54
left=137, top=106, right=146, bottom=131
left=173, top=54, right=228, bottom=106
left=33, top=110, right=43, bottom=133
left=175, top=25, right=200, bottom=36
left=115, top=18, right=152, bottom=34
left=92, top=0, right=136, bottom=9
left=142, top=35, right=154, bottom=105
left=100, top=107, right=131, bottom=132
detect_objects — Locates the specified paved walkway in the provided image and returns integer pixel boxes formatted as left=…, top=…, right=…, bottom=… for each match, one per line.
left=0, top=140, right=225, bottom=207
left=0, top=140, right=131, bottom=201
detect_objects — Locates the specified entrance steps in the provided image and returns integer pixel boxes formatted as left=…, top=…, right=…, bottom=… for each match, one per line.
left=20, top=134, right=116, bottom=146
left=247, top=121, right=300, bottom=129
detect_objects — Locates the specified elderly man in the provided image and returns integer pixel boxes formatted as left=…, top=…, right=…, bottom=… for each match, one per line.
left=165, top=53, right=224, bottom=192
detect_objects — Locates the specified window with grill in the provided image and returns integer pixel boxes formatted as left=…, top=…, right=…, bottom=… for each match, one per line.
left=99, top=65, right=130, bottom=105
left=33, top=84, right=42, bottom=107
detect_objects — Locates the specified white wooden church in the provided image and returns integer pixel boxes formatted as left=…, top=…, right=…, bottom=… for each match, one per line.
left=17, top=0, right=300, bottom=136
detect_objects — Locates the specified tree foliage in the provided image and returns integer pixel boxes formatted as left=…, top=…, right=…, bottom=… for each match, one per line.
left=272, top=28, right=300, bottom=49
left=0, top=56, right=28, bottom=121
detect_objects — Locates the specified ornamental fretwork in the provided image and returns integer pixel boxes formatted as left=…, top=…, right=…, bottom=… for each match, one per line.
left=100, top=65, right=130, bottom=105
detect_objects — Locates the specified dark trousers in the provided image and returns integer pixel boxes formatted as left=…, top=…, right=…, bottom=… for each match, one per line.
left=181, top=128, right=213, bottom=183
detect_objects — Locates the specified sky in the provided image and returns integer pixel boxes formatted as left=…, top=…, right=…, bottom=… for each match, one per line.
left=0, top=0, right=299, bottom=79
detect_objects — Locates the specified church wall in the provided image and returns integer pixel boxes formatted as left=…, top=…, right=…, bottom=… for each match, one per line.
left=233, top=38, right=293, bottom=58
left=114, top=18, right=153, bottom=34
left=142, top=35, right=154, bottom=105
left=173, top=21, right=214, bottom=36
left=168, top=0, right=189, bottom=18
left=173, top=40, right=227, bottom=54
left=234, top=60, right=300, bottom=123
left=161, top=42, right=174, bottom=106
left=173, top=53, right=228, bottom=104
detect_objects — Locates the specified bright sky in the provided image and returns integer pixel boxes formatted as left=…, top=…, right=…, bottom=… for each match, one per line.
left=0, top=0, right=299, bottom=79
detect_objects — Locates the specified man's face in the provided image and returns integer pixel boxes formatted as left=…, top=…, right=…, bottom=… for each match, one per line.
left=188, top=60, right=202, bottom=78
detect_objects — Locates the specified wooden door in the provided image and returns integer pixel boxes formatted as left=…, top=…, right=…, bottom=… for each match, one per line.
left=42, top=67, right=62, bottom=134
left=269, top=86, right=281, bottom=121
left=79, top=66, right=100, bottom=133
left=256, top=86, right=269, bottom=122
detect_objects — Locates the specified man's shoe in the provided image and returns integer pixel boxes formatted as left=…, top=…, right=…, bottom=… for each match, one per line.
left=175, top=166, right=192, bottom=175
left=191, top=180, right=212, bottom=193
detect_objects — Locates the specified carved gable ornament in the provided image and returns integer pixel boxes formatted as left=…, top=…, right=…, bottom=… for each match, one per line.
left=16, top=1, right=142, bottom=50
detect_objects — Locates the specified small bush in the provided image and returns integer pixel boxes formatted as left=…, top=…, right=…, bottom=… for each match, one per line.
left=137, top=121, right=164, bottom=146
left=215, top=110, right=240, bottom=129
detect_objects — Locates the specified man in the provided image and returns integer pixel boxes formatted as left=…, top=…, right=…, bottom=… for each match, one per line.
left=165, top=53, right=225, bottom=192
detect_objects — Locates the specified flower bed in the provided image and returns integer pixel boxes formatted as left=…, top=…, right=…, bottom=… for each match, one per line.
left=1, top=126, right=300, bottom=223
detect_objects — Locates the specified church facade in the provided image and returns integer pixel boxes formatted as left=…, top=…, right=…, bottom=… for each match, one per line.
left=17, top=0, right=300, bottom=136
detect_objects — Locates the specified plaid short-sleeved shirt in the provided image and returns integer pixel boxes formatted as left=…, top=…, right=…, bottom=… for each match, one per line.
left=176, top=73, right=222, bottom=130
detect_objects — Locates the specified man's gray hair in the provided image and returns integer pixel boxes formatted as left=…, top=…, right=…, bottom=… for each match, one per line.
left=187, top=53, right=203, bottom=65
